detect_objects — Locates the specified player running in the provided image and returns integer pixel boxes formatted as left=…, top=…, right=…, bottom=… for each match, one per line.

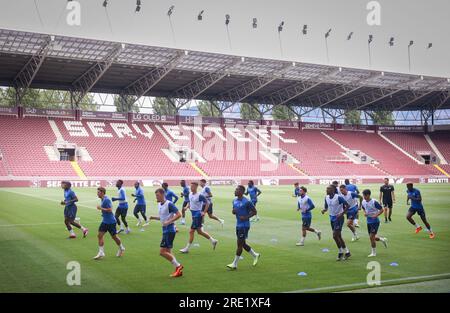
left=226, top=185, right=261, bottom=270
left=339, top=184, right=360, bottom=242
left=322, top=185, right=351, bottom=261
left=60, top=181, right=88, bottom=239
left=296, top=186, right=321, bottom=246
left=293, top=182, right=300, bottom=197
left=148, top=188, right=183, bottom=277
left=179, top=182, right=218, bottom=253
left=162, top=182, right=179, bottom=204
left=379, top=178, right=395, bottom=223
left=132, top=181, right=148, bottom=229
left=406, top=183, right=435, bottom=239
left=199, top=179, right=224, bottom=226
left=112, top=180, right=130, bottom=234
left=245, top=180, right=262, bottom=222
left=361, top=189, right=388, bottom=257
left=179, top=180, right=190, bottom=225
left=93, top=187, right=125, bottom=260
left=345, top=179, right=361, bottom=227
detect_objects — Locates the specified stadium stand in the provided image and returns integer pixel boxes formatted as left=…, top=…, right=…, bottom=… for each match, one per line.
left=53, top=119, right=201, bottom=178
left=382, top=132, right=434, bottom=162
left=0, top=115, right=448, bottom=179
left=0, top=116, right=77, bottom=177
left=324, top=130, right=440, bottom=176
left=277, top=129, right=383, bottom=176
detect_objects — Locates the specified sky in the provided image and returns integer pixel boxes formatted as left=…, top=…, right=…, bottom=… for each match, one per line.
left=0, top=0, right=449, bottom=78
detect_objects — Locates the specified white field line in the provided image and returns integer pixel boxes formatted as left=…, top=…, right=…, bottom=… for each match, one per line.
left=285, top=272, right=450, bottom=293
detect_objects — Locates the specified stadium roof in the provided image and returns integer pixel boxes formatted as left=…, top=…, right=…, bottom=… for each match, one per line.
left=0, top=28, right=449, bottom=114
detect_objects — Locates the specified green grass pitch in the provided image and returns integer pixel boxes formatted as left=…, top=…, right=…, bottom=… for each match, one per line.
left=0, top=184, right=449, bottom=292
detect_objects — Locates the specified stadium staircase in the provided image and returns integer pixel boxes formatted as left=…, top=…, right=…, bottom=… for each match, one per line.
left=424, top=134, right=448, bottom=164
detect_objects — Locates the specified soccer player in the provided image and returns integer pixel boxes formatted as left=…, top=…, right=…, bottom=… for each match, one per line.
left=339, top=185, right=360, bottom=242
left=179, top=182, right=218, bottom=253
left=379, top=178, right=396, bottom=223
left=226, top=185, right=261, bottom=270
left=361, top=189, right=388, bottom=257
left=345, top=179, right=361, bottom=227
left=148, top=188, right=183, bottom=277
left=293, top=182, right=300, bottom=197
left=331, top=180, right=341, bottom=195
left=406, top=182, right=435, bottom=239
left=162, top=182, right=179, bottom=204
left=93, top=187, right=125, bottom=260
left=112, top=180, right=130, bottom=234
left=245, top=180, right=262, bottom=222
left=60, top=181, right=88, bottom=239
left=199, top=179, right=224, bottom=226
left=296, top=186, right=321, bottom=246
left=132, top=181, right=148, bottom=228
left=321, top=185, right=351, bottom=261
left=179, top=180, right=190, bottom=225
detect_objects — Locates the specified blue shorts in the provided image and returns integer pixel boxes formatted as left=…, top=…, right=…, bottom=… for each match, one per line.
left=236, top=227, right=250, bottom=240
left=182, top=201, right=189, bottom=209
left=99, top=222, right=117, bottom=236
left=251, top=199, right=258, bottom=207
left=408, top=206, right=425, bottom=217
left=160, top=232, right=176, bottom=249
left=116, top=206, right=128, bottom=216
left=347, top=208, right=358, bottom=220
left=191, top=215, right=203, bottom=230
left=302, top=217, right=312, bottom=228
left=64, top=206, right=77, bottom=220
left=133, top=204, right=146, bottom=215
left=330, top=215, right=344, bottom=232
left=367, top=221, right=380, bottom=235
left=203, top=203, right=213, bottom=214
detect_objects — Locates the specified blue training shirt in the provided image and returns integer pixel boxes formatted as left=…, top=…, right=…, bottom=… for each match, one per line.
left=64, top=189, right=77, bottom=209
left=134, top=186, right=146, bottom=205
left=294, top=187, right=300, bottom=197
left=165, top=189, right=179, bottom=204
left=346, top=183, right=359, bottom=194
left=407, top=188, right=423, bottom=209
left=233, top=197, right=255, bottom=228
left=182, top=186, right=190, bottom=200
left=246, top=186, right=260, bottom=201
left=101, top=196, right=116, bottom=224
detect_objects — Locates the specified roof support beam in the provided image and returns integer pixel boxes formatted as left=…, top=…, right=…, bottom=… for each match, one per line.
left=119, top=51, right=187, bottom=110
left=13, top=35, right=53, bottom=105
left=169, top=58, right=243, bottom=109
left=258, top=67, right=342, bottom=107
left=298, top=72, right=382, bottom=117
left=214, top=63, right=294, bottom=106
left=71, top=44, right=124, bottom=107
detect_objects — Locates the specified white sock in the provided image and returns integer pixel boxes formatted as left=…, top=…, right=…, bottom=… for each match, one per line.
left=232, top=255, right=240, bottom=267
left=415, top=224, right=421, bottom=229
left=120, top=225, right=124, bottom=230
left=119, top=243, right=125, bottom=250
left=345, top=247, right=350, bottom=253
left=426, top=228, right=432, bottom=232
left=99, top=246, right=104, bottom=253
left=300, top=237, right=305, bottom=243
left=371, top=248, right=376, bottom=254
left=171, top=258, right=180, bottom=268
left=185, top=243, right=192, bottom=250
left=209, top=237, right=216, bottom=243
left=69, top=229, right=75, bottom=235
left=249, top=249, right=258, bottom=258
left=338, top=248, right=343, bottom=253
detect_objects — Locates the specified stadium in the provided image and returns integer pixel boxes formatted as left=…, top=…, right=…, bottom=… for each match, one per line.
left=0, top=0, right=449, bottom=298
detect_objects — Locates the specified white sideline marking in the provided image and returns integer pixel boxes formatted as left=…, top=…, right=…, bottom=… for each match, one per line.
left=285, top=273, right=450, bottom=293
